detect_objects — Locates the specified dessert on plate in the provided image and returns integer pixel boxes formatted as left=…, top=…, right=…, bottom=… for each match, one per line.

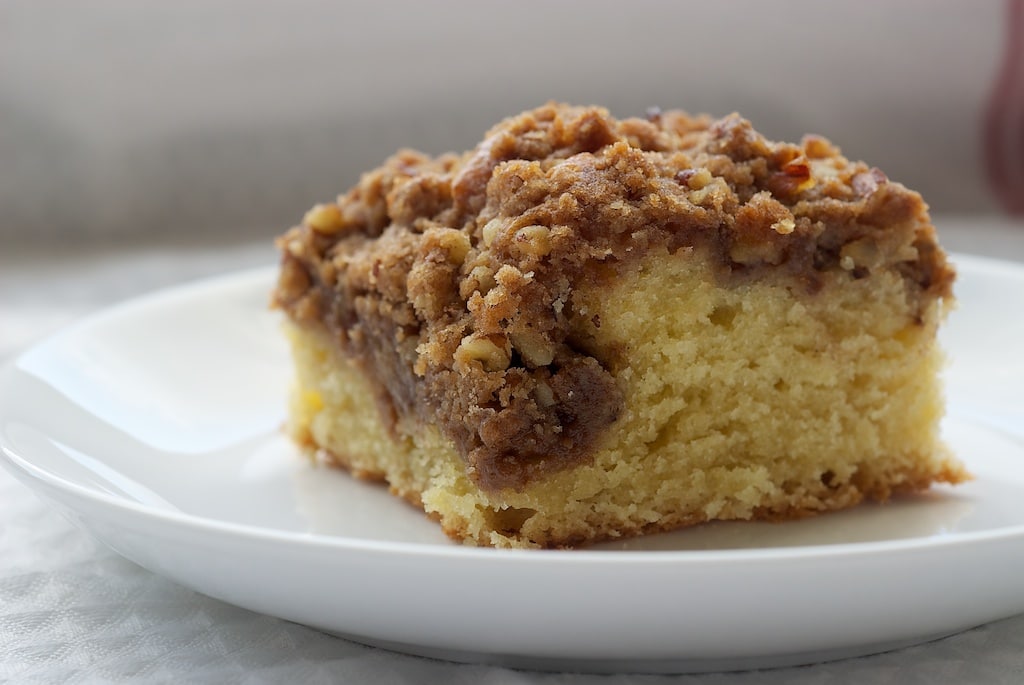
left=272, top=102, right=968, bottom=548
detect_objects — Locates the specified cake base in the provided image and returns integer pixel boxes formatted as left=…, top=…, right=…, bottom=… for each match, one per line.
left=285, top=247, right=967, bottom=548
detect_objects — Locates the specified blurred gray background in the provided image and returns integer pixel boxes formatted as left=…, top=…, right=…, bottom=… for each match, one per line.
left=0, top=0, right=1006, bottom=246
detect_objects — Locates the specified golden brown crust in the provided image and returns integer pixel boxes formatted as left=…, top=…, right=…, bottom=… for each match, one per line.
left=273, top=102, right=955, bottom=493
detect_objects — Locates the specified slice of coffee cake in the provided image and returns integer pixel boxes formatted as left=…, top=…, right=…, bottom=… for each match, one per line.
left=273, top=103, right=967, bottom=548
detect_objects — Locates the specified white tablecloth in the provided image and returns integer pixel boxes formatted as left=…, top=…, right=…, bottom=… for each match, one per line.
left=2, top=219, right=1024, bottom=684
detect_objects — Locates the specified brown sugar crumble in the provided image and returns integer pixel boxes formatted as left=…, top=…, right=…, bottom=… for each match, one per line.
left=273, top=102, right=955, bottom=492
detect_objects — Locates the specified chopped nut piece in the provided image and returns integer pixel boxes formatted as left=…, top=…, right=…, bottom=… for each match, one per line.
left=303, top=203, right=345, bottom=234
left=840, top=238, right=883, bottom=270
left=513, top=225, right=552, bottom=257
left=510, top=330, right=555, bottom=367
left=852, top=167, right=889, bottom=197
left=481, top=218, right=503, bottom=247
left=729, top=241, right=778, bottom=265
left=434, top=228, right=471, bottom=264
left=802, top=134, right=838, bottom=159
left=675, top=167, right=713, bottom=190
left=674, top=169, right=695, bottom=185
left=455, top=335, right=511, bottom=372
left=771, top=218, right=796, bottom=235
left=769, top=157, right=816, bottom=196
left=895, top=244, right=919, bottom=262
left=465, top=265, right=496, bottom=295
left=533, top=381, right=556, bottom=408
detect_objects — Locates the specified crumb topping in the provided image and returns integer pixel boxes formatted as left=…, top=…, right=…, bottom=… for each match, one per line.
left=273, top=102, right=954, bottom=491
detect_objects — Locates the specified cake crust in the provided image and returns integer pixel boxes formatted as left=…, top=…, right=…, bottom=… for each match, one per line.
left=274, top=103, right=956, bottom=496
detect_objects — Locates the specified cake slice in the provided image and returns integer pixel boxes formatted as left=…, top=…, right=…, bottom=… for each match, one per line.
left=272, top=103, right=967, bottom=548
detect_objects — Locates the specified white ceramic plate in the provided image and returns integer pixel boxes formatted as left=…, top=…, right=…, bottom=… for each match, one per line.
left=3, top=254, right=1024, bottom=673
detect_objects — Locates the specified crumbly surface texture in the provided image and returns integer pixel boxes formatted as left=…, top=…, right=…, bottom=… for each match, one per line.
left=273, top=102, right=967, bottom=548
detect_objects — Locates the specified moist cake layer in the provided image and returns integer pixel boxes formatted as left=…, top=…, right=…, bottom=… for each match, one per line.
left=284, top=245, right=964, bottom=547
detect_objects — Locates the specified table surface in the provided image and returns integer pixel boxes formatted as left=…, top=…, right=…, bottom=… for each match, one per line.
left=3, top=217, right=1024, bottom=684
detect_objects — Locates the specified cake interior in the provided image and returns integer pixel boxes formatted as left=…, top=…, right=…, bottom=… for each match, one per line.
left=285, top=246, right=966, bottom=548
